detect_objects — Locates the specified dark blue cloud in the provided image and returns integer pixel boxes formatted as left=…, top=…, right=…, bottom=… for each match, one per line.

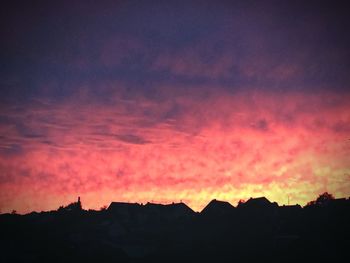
left=115, top=134, right=151, bottom=145
left=1, top=0, right=349, bottom=105
left=0, top=143, right=23, bottom=156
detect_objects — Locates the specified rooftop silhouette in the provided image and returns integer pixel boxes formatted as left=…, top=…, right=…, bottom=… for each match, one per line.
left=1, top=192, right=349, bottom=263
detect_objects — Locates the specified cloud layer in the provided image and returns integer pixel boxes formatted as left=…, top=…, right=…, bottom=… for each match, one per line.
left=1, top=89, right=349, bottom=213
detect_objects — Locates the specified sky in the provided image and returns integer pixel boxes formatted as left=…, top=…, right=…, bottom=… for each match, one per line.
left=0, top=0, right=349, bottom=213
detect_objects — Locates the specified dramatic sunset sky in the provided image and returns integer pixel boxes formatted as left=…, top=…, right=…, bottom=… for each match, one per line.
left=1, top=0, right=349, bottom=213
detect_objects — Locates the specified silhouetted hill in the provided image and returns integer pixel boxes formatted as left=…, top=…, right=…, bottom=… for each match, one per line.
left=1, top=194, right=349, bottom=263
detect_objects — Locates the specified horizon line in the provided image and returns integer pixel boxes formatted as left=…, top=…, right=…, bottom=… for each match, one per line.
left=4, top=194, right=350, bottom=215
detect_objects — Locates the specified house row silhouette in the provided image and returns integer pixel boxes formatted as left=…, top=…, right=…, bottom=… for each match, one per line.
left=1, top=193, right=349, bottom=263
left=105, top=195, right=350, bottom=220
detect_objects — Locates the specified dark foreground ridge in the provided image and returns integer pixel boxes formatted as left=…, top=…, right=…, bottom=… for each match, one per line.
left=1, top=193, right=349, bottom=263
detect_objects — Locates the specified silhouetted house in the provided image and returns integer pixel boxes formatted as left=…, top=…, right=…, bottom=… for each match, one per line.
left=108, top=202, right=141, bottom=212
left=108, top=202, right=142, bottom=220
left=279, top=204, right=302, bottom=219
left=280, top=204, right=301, bottom=212
left=144, top=202, right=194, bottom=220
left=238, top=197, right=278, bottom=218
left=108, top=221, right=127, bottom=238
left=328, top=198, right=350, bottom=210
left=166, top=202, right=195, bottom=218
left=238, top=197, right=278, bottom=209
left=329, top=198, right=347, bottom=205
left=201, top=199, right=235, bottom=217
left=306, top=196, right=350, bottom=209
left=277, top=204, right=302, bottom=236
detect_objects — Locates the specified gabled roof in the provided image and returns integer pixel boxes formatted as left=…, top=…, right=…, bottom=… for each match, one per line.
left=280, top=204, right=301, bottom=209
left=240, top=197, right=278, bottom=209
left=246, top=197, right=271, bottom=205
left=144, top=202, right=194, bottom=216
left=107, top=201, right=195, bottom=219
left=201, top=199, right=234, bottom=215
left=167, top=202, right=195, bottom=214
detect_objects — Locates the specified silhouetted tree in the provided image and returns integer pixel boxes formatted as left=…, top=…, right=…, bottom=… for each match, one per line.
left=307, top=192, right=335, bottom=207
left=316, top=192, right=334, bottom=205
left=57, top=197, right=83, bottom=212
left=100, top=205, right=107, bottom=211
left=237, top=199, right=246, bottom=207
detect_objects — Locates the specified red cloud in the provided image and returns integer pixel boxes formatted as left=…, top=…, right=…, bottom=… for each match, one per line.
left=0, top=90, right=349, bottom=213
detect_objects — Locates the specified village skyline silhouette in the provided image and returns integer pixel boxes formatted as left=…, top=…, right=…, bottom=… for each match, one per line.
left=1, top=192, right=349, bottom=262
